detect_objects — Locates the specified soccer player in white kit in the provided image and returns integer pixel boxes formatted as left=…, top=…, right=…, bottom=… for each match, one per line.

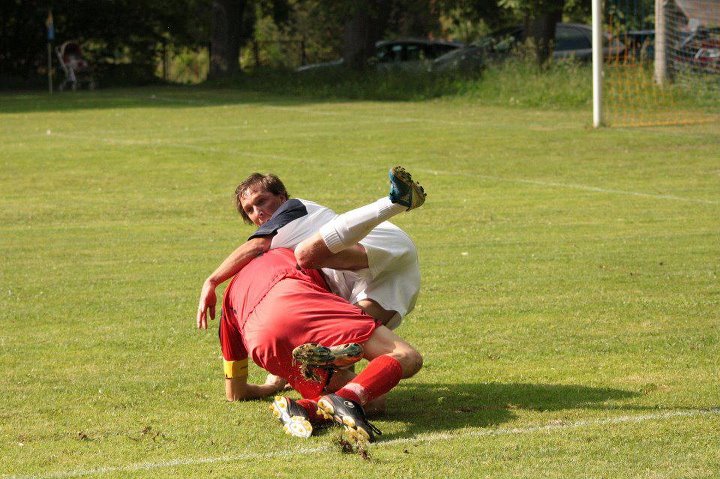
left=196, top=166, right=426, bottom=331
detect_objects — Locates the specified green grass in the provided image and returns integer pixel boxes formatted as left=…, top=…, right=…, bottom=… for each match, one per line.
left=208, top=61, right=594, bottom=108
left=1, top=87, right=719, bottom=478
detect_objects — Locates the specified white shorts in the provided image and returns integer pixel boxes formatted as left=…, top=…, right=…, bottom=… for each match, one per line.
left=322, top=221, right=420, bottom=329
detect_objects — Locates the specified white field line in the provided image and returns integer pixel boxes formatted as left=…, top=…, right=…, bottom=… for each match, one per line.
left=4, top=408, right=719, bottom=479
left=418, top=168, right=720, bottom=206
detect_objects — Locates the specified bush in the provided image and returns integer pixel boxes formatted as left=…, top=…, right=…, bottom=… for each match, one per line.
left=208, top=59, right=593, bottom=109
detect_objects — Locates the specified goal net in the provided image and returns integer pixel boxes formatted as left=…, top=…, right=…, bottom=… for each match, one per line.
left=603, top=0, right=720, bottom=126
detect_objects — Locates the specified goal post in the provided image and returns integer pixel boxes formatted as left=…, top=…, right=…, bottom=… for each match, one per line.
left=593, top=0, right=603, bottom=127
left=595, top=0, right=720, bottom=127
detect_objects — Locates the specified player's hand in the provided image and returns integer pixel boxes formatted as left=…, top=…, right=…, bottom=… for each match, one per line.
left=264, top=373, right=287, bottom=393
left=196, top=280, right=217, bottom=329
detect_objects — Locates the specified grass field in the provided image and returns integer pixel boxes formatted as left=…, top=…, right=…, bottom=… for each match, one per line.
left=1, top=87, right=719, bottom=478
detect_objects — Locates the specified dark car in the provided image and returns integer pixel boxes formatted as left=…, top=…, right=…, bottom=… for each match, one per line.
left=431, top=42, right=486, bottom=73
left=374, top=38, right=463, bottom=71
left=674, top=27, right=720, bottom=74
left=434, top=23, right=624, bottom=72
left=489, top=23, right=624, bottom=61
left=296, top=38, right=464, bottom=73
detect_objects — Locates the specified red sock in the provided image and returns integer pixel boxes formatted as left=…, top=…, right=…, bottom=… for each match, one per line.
left=334, top=355, right=403, bottom=406
left=296, top=398, right=324, bottom=424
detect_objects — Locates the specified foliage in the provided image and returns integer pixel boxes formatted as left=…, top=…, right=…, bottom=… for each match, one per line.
left=0, top=0, right=603, bottom=87
left=439, top=0, right=514, bottom=43
left=287, top=0, right=344, bottom=64
left=205, top=58, right=592, bottom=108
left=0, top=0, right=211, bottom=85
left=161, top=47, right=209, bottom=84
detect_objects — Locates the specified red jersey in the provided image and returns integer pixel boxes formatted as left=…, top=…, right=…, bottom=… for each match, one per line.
left=219, top=248, right=378, bottom=398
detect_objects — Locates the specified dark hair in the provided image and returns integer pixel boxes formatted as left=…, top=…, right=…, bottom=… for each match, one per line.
left=234, top=173, right=289, bottom=224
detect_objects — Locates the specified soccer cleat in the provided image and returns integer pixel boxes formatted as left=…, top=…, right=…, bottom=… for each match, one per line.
left=270, top=396, right=313, bottom=439
left=317, top=393, right=382, bottom=443
left=388, top=166, right=426, bottom=211
left=292, top=342, right=364, bottom=369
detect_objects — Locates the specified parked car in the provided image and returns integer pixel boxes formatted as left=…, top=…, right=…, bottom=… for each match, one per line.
left=374, top=38, right=463, bottom=72
left=296, top=38, right=464, bottom=73
left=431, top=42, right=486, bottom=73
left=433, top=23, right=625, bottom=72
left=674, top=27, right=720, bottom=74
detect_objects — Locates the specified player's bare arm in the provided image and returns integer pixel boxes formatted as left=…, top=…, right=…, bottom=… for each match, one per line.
left=196, top=236, right=271, bottom=329
left=224, top=360, right=286, bottom=401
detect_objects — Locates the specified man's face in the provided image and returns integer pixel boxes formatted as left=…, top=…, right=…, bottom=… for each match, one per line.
left=239, top=185, right=286, bottom=226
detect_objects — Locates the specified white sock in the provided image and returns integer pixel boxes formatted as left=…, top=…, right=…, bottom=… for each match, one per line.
left=320, top=197, right=406, bottom=253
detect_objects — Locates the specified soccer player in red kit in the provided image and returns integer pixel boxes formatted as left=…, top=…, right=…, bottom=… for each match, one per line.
left=219, top=247, right=422, bottom=442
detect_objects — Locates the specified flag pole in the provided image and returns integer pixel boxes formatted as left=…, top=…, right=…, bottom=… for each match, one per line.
left=46, top=10, right=55, bottom=95
left=48, top=42, right=53, bottom=94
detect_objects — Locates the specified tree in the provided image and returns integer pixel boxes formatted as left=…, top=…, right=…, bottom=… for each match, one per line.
left=439, top=0, right=509, bottom=41
left=342, top=2, right=383, bottom=69
left=209, top=0, right=247, bottom=77
left=325, top=0, right=444, bottom=70
left=500, top=0, right=565, bottom=66
left=0, top=0, right=213, bottom=86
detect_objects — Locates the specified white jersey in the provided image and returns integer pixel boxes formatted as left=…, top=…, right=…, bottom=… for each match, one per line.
left=248, top=198, right=419, bottom=327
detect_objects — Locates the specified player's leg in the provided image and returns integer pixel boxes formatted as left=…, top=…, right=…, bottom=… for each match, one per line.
left=293, top=239, right=408, bottom=325
left=251, top=275, right=381, bottom=438
left=272, top=365, right=386, bottom=436
left=315, top=326, right=422, bottom=441
left=359, top=324, right=423, bottom=379
left=294, top=166, right=425, bottom=270
left=326, top=368, right=387, bottom=416
left=352, top=225, right=421, bottom=328
left=271, top=368, right=334, bottom=439
left=355, top=299, right=397, bottom=326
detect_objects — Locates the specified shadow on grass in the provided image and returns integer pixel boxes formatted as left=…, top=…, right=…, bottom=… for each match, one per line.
left=380, top=382, right=641, bottom=439
left=0, top=69, right=480, bottom=114
left=0, top=85, right=340, bottom=115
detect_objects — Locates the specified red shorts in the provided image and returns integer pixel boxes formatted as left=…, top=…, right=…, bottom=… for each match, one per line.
left=225, top=274, right=379, bottom=399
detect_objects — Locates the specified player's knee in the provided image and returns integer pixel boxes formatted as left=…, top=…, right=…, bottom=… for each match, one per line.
left=393, top=347, right=423, bottom=378
left=405, top=349, right=423, bottom=378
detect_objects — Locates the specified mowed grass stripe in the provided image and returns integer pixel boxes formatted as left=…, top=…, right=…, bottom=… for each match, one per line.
left=3, top=408, right=718, bottom=479
left=4, top=131, right=717, bottom=207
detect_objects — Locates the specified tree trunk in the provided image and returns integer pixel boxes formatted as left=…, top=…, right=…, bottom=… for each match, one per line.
left=526, top=0, right=564, bottom=67
left=342, top=1, right=386, bottom=70
left=209, top=0, right=245, bottom=79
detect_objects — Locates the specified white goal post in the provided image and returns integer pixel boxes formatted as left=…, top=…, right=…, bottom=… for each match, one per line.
left=592, top=0, right=603, bottom=127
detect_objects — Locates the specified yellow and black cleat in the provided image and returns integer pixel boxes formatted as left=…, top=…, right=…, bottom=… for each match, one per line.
left=270, top=396, right=313, bottom=439
left=317, top=394, right=381, bottom=443
left=292, top=342, right=364, bottom=380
